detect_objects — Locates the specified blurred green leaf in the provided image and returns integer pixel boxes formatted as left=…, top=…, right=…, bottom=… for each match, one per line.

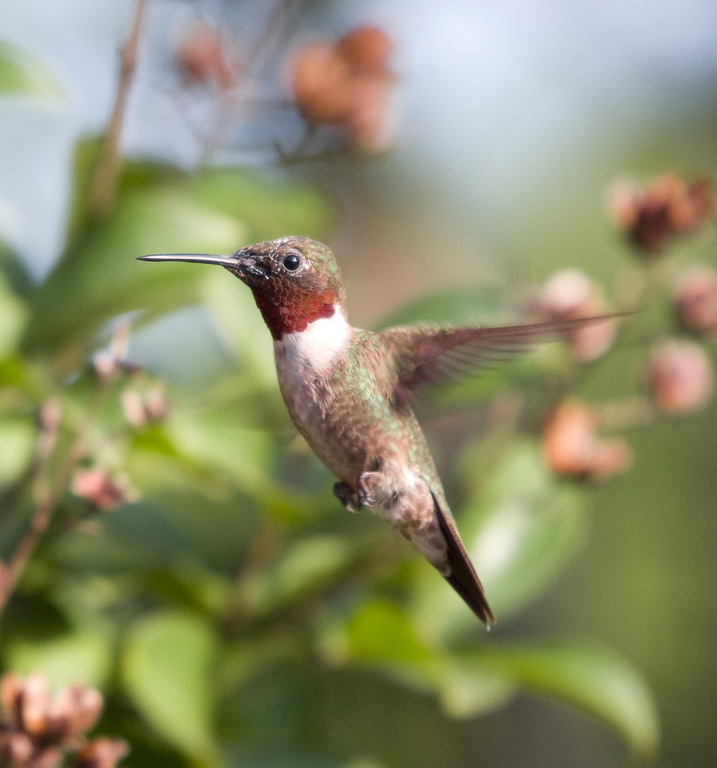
left=6, top=628, right=112, bottom=689
left=167, top=410, right=276, bottom=499
left=413, top=441, right=588, bottom=639
left=347, top=599, right=434, bottom=666
left=467, top=641, right=660, bottom=759
left=24, top=186, right=245, bottom=366
left=0, top=417, right=35, bottom=485
left=0, top=41, right=62, bottom=97
left=244, top=536, right=354, bottom=617
left=0, top=271, right=27, bottom=359
left=378, top=285, right=506, bottom=329
left=188, top=168, right=335, bottom=243
left=339, top=599, right=452, bottom=696
left=470, top=442, right=589, bottom=615
left=122, top=610, right=220, bottom=764
left=435, top=658, right=516, bottom=719
left=201, top=268, right=277, bottom=388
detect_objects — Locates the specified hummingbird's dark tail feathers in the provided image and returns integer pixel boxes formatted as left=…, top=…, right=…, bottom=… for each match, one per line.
left=431, top=493, right=496, bottom=626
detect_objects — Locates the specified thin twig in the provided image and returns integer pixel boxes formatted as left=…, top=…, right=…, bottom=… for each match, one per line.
left=0, top=380, right=116, bottom=614
left=88, top=0, right=150, bottom=218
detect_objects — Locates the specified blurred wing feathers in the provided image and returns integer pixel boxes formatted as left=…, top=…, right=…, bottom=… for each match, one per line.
left=385, top=316, right=618, bottom=403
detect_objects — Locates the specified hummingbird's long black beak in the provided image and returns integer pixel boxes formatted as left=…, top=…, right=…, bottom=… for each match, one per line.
left=137, top=253, right=237, bottom=267
left=138, top=252, right=269, bottom=282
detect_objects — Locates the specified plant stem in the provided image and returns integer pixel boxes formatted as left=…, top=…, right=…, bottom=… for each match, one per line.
left=0, top=383, right=113, bottom=614
left=88, top=0, right=149, bottom=218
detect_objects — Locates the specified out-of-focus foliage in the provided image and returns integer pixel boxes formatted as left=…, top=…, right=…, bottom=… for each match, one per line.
left=0, top=40, right=62, bottom=97
left=0, top=8, right=714, bottom=768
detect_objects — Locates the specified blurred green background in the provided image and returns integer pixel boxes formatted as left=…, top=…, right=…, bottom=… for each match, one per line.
left=0, top=1, right=715, bottom=767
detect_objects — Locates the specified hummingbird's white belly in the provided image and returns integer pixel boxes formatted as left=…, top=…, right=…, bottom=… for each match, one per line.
left=274, top=309, right=361, bottom=477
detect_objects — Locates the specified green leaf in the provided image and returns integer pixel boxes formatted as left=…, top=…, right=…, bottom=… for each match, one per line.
left=413, top=441, right=588, bottom=639
left=6, top=628, right=112, bottom=690
left=467, top=641, right=660, bottom=760
left=470, top=442, right=589, bottom=615
left=0, top=41, right=63, bottom=97
left=338, top=599, right=451, bottom=695
left=122, top=610, right=220, bottom=764
left=246, top=536, right=354, bottom=615
left=347, top=599, right=434, bottom=666
left=0, top=417, right=34, bottom=485
left=188, top=168, right=335, bottom=244
left=377, top=285, right=507, bottom=329
left=0, top=271, right=27, bottom=359
left=24, top=185, right=245, bottom=366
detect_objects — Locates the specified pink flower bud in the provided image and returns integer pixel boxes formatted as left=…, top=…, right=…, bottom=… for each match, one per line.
left=543, top=400, right=598, bottom=475
left=71, top=469, right=139, bottom=511
left=647, top=339, right=713, bottom=414
left=542, top=399, right=632, bottom=481
left=175, top=22, right=240, bottom=91
left=73, top=737, right=129, bottom=768
left=20, top=674, right=50, bottom=735
left=539, top=269, right=618, bottom=361
left=675, top=264, right=717, bottom=334
left=46, top=685, right=102, bottom=739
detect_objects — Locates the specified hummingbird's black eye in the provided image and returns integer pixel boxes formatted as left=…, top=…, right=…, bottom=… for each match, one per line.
left=283, top=253, right=301, bottom=271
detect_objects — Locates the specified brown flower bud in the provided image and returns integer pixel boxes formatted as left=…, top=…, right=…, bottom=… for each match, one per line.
left=71, top=469, right=139, bottom=511
left=93, top=323, right=132, bottom=384
left=0, top=730, right=33, bottom=764
left=608, top=174, right=713, bottom=255
left=647, top=339, right=713, bottom=414
left=20, top=674, right=50, bottom=736
left=675, top=264, right=717, bottom=334
left=73, top=737, right=129, bottom=768
left=588, top=438, right=634, bottom=481
left=542, top=399, right=632, bottom=481
left=0, top=673, right=125, bottom=768
left=175, top=22, right=239, bottom=91
left=543, top=400, right=598, bottom=475
left=121, top=383, right=168, bottom=429
left=292, top=26, right=396, bottom=152
left=47, top=685, right=102, bottom=740
left=26, top=745, right=62, bottom=768
left=1, top=673, right=24, bottom=727
left=538, top=269, right=619, bottom=361
left=335, top=26, right=393, bottom=73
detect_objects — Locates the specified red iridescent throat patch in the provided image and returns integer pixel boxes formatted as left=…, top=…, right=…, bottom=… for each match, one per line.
left=254, top=289, right=337, bottom=340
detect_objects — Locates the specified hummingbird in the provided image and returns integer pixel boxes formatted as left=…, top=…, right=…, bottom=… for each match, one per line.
left=139, top=236, right=614, bottom=624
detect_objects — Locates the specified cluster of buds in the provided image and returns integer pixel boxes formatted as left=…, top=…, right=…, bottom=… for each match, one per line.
left=0, top=673, right=128, bottom=768
left=537, top=269, right=619, bottom=361
left=542, top=400, right=633, bottom=481
left=292, top=26, right=396, bottom=152
left=608, top=174, right=713, bottom=255
left=71, top=468, right=139, bottom=512
left=120, top=382, right=169, bottom=429
left=174, top=21, right=240, bottom=92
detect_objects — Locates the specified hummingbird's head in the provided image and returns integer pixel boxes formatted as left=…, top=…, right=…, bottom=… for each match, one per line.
left=140, top=236, right=346, bottom=340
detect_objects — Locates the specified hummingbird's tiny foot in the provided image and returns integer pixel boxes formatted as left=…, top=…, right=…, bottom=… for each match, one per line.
left=356, top=472, right=379, bottom=508
left=333, top=481, right=359, bottom=513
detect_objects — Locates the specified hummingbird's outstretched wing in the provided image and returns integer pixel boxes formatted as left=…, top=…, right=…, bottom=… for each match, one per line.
left=431, top=492, right=495, bottom=625
left=383, top=316, right=620, bottom=405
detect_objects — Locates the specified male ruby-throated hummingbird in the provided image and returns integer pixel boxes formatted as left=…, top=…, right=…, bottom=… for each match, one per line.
left=140, top=236, right=613, bottom=624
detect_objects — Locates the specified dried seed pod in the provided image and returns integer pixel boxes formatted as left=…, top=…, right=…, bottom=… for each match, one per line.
left=608, top=174, right=713, bottom=255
